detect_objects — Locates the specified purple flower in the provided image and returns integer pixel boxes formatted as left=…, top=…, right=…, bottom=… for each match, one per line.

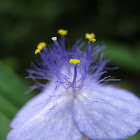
left=7, top=30, right=140, bottom=140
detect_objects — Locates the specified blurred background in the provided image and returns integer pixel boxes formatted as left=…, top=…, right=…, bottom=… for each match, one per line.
left=0, top=0, right=140, bottom=139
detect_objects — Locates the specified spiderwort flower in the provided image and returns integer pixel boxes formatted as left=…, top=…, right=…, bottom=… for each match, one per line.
left=7, top=29, right=140, bottom=140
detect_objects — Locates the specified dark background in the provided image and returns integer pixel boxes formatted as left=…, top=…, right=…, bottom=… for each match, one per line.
left=0, top=0, right=140, bottom=139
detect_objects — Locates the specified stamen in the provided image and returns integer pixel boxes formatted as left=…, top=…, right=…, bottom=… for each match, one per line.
left=58, top=29, right=68, bottom=36
left=85, top=33, right=95, bottom=39
left=88, top=37, right=96, bottom=43
left=51, top=36, right=62, bottom=53
left=35, top=42, right=47, bottom=54
left=72, top=65, right=77, bottom=87
left=51, top=37, right=57, bottom=41
left=85, top=33, right=96, bottom=43
left=69, top=59, right=80, bottom=65
left=85, top=42, right=92, bottom=63
left=69, top=59, right=80, bottom=93
left=37, top=42, right=46, bottom=50
left=35, top=49, right=41, bottom=54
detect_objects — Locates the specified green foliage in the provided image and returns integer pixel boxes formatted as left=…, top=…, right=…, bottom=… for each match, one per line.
left=0, top=94, right=18, bottom=119
left=0, top=113, right=11, bottom=140
left=106, top=43, right=140, bottom=72
left=127, top=131, right=140, bottom=140
left=0, top=0, right=140, bottom=73
left=0, top=62, right=33, bottom=108
left=0, top=62, right=33, bottom=139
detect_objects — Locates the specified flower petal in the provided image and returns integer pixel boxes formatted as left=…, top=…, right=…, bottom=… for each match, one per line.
left=7, top=94, right=83, bottom=140
left=11, top=83, right=56, bottom=128
left=73, top=85, right=140, bottom=140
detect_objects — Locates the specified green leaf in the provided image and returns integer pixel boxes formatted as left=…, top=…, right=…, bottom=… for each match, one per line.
left=0, top=61, right=33, bottom=108
left=127, top=131, right=140, bottom=140
left=106, top=43, right=140, bottom=72
left=0, top=94, right=18, bottom=119
left=0, top=112, right=11, bottom=140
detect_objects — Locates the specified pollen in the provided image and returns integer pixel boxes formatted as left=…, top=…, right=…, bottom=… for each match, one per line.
left=88, top=37, right=96, bottom=43
left=85, top=33, right=95, bottom=39
left=58, top=29, right=68, bottom=36
left=35, top=49, right=41, bottom=55
left=69, top=59, right=80, bottom=65
left=51, top=37, right=57, bottom=41
left=37, top=42, right=46, bottom=50
left=85, top=33, right=96, bottom=43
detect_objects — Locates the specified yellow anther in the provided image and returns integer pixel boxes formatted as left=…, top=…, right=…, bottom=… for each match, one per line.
left=69, top=59, right=80, bottom=65
left=85, top=33, right=95, bottom=39
left=35, top=49, right=41, bottom=55
left=37, top=42, right=46, bottom=50
left=58, top=29, right=68, bottom=36
left=51, top=37, right=57, bottom=41
left=88, top=37, right=96, bottom=43
left=85, top=33, right=96, bottom=43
